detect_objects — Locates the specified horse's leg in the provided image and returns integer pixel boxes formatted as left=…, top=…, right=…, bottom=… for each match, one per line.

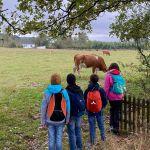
left=73, top=65, right=77, bottom=73
left=92, top=67, right=96, bottom=74
left=77, top=67, right=81, bottom=77
left=95, top=68, right=98, bottom=74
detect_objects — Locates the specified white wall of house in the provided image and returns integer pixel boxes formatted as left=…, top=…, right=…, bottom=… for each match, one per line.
left=22, top=44, right=35, bottom=48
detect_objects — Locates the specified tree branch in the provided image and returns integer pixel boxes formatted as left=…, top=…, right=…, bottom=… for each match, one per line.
left=0, top=14, right=26, bottom=34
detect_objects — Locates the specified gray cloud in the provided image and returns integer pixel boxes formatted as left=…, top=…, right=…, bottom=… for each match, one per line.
left=3, top=0, right=119, bottom=42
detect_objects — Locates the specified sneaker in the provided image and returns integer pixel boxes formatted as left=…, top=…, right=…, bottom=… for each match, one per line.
left=101, top=136, right=106, bottom=141
left=112, top=128, right=119, bottom=135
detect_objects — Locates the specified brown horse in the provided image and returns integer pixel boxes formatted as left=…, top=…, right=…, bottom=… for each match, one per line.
left=102, top=50, right=110, bottom=56
left=73, top=54, right=107, bottom=75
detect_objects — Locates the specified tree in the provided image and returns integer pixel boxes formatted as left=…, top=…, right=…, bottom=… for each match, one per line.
left=0, top=0, right=148, bottom=38
left=110, top=3, right=150, bottom=97
left=110, top=3, right=150, bottom=69
left=35, top=34, right=50, bottom=47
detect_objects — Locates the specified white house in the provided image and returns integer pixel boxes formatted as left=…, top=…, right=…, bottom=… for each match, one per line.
left=22, top=44, right=35, bottom=48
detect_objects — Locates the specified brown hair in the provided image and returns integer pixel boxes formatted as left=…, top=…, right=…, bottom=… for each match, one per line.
left=50, top=73, right=61, bottom=85
left=108, top=63, right=120, bottom=71
left=90, top=74, right=99, bottom=84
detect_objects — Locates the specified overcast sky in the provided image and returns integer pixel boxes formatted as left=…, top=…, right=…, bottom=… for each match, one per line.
left=3, top=0, right=119, bottom=42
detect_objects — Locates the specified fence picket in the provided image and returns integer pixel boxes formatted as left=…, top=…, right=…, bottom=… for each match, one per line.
left=119, top=95, right=149, bottom=134
left=128, top=95, right=132, bottom=132
left=142, top=99, right=145, bottom=133
left=137, top=99, right=141, bottom=133
left=124, top=95, right=127, bottom=132
left=147, top=100, right=150, bottom=133
left=132, top=97, right=136, bottom=133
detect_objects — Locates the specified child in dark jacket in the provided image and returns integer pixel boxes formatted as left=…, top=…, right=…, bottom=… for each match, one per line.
left=66, top=73, right=84, bottom=150
left=84, top=74, right=107, bottom=145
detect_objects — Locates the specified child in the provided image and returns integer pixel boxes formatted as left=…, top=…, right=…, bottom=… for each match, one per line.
left=84, top=74, right=107, bottom=145
left=40, top=73, right=70, bottom=150
left=104, top=63, right=126, bottom=134
left=66, top=73, right=85, bottom=150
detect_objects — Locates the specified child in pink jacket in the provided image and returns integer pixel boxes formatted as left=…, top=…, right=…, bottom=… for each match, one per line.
left=104, top=63, right=126, bottom=134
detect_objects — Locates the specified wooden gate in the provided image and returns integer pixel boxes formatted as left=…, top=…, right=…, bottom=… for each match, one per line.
left=120, top=95, right=150, bottom=134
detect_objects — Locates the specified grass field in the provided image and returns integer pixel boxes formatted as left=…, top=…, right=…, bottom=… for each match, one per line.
left=0, top=47, right=149, bottom=150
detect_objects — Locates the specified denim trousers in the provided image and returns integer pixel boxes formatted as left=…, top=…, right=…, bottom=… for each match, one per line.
left=88, top=113, right=105, bottom=144
left=67, top=116, right=83, bottom=150
left=109, top=101, right=122, bottom=131
left=48, top=123, right=64, bottom=150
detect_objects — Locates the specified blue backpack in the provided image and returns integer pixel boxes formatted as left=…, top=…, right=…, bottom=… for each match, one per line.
left=67, top=91, right=85, bottom=117
left=110, top=74, right=126, bottom=94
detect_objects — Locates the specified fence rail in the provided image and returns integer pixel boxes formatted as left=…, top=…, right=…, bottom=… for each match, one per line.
left=120, top=95, right=150, bottom=134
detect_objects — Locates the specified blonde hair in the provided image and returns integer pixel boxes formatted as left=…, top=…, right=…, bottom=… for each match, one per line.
left=50, top=73, right=61, bottom=85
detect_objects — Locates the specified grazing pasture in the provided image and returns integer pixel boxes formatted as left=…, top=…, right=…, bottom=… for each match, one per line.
left=0, top=47, right=148, bottom=150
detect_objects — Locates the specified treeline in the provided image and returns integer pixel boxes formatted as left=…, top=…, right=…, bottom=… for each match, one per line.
left=0, top=33, right=49, bottom=48
left=0, top=32, right=137, bottom=50
left=51, top=33, right=136, bottom=50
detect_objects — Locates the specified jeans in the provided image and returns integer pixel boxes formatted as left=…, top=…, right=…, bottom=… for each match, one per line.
left=109, top=101, right=122, bottom=131
left=48, top=123, right=64, bottom=150
left=88, top=112, right=105, bottom=145
left=67, top=117, right=82, bottom=150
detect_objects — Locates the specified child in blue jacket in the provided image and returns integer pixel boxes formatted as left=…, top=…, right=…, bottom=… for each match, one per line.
left=40, top=73, right=70, bottom=150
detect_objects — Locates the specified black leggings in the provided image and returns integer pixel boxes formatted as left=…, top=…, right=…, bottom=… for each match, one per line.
left=109, top=101, right=122, bottom=130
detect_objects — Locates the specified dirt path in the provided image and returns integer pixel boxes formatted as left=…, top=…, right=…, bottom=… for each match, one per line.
left=28, top=116, right=150, bottom=150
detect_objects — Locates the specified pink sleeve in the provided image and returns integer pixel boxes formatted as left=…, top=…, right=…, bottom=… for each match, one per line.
left=104, top=74, right=113, bottom=96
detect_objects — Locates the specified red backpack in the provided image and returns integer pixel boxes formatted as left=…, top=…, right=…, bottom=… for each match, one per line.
left=87, top=90, right=102, bottom=113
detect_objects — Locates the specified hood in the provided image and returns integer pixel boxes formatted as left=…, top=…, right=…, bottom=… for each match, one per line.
left=44, top=84, right=63, bottom=94
left=87, top=83, right=100, bottom=91
left=66, top=84, right=82, bottom=93
left=108, top=69, right=120, bottom=75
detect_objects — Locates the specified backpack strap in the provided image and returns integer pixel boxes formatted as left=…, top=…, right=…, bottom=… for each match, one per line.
left=60, top=89, right=67, bottom=117
left=47, top=94, right=55, bottom=118
left=47, top=88, right=66, bottom=118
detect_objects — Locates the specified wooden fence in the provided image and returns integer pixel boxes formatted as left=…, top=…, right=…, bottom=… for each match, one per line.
left=120, top=95, right=150, bottom=134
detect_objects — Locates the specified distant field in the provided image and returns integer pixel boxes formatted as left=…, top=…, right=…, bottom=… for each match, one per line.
left=0, top=47, right=144, bottom=149
left=0, top=47, right=139, bottom=88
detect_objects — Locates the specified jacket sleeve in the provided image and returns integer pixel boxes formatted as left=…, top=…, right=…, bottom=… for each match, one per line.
left=104, top=73, right=113, bottom=97
left=40, top=93, right=50, bottom=125
left=84, top=89, right=88, bottom=107
left=99, top=88, right=107, bottom=109
left=62, top=89, right=70, bottom=123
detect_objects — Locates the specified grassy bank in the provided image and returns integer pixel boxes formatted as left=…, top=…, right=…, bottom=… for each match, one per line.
left=0, top=47, right=149, bottom=149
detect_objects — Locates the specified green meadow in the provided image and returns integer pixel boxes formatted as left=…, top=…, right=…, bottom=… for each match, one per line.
left=0, top=47, right=147, bottom=149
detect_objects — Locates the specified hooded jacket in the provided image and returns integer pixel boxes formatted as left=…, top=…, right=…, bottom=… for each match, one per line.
left=84, top=83, right=107, bottom=116
left=41, top=84, right=70, bottom=125
left=66, top=84, right=84, bottom=117
left=104, top=69, right=125, bottom=101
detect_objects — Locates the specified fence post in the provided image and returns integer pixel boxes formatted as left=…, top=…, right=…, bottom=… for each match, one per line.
left=132, top=97, right=136, bottom=133
left=137, top=99, right=141, bottom=133
left=142, top=99, right=145, bottom=133
left=124, top=95, right=127, bottom=132
left=128, top=95, right=132, bottom=132
left=147, top=100, right=150, bottom=133
left=120, top=98, right=123, bottom=133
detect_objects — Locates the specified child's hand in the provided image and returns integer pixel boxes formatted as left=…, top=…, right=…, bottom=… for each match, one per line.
left=65, top=120, right=70, bottom=125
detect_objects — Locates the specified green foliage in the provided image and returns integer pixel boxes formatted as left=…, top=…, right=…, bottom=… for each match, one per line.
left=110, top=4, right=150, bottom=42
left=110, top=3, right=150, bottom=89
left=0, top=0, right=148, bottom=37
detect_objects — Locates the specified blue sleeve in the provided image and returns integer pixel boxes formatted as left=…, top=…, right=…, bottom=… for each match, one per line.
left=84, top=89, right=89, bottom=108
left=40, top=93, right=51, bottom=125
left=99, top=88, right=107, bottom=108
left=62, top=89, right=70, bottom=123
